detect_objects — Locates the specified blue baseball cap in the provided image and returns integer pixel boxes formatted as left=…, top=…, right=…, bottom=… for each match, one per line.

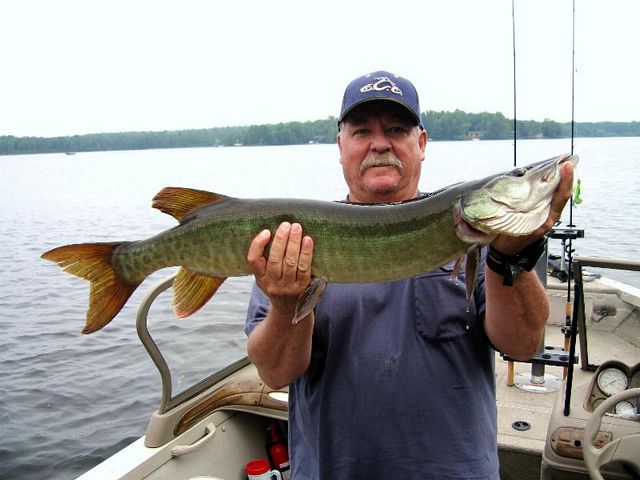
left=338, top=70, right=423, bottom=128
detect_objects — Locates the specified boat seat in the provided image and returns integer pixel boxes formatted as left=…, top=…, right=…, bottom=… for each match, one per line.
left=175, top=367, right=289, bottom=436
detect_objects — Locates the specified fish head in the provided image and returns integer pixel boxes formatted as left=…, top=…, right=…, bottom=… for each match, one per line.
left=455, top=153, right=578, bottom=243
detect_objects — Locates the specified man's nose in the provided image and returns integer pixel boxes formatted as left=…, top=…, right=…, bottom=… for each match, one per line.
left=370, top=126, right=391, bottom=152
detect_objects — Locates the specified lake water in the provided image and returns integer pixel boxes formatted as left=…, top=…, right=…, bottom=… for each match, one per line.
left=1, top=138, right=639, bottom=479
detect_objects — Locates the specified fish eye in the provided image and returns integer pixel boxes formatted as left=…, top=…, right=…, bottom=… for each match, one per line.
left=511, top=168, right=526, bottom=177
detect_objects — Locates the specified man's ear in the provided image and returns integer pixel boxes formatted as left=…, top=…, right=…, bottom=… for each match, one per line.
left=419, top=128, right=428, bottom=158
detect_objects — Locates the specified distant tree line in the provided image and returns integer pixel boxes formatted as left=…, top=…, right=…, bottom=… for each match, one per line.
left=2, top=111, right=639, bottom=155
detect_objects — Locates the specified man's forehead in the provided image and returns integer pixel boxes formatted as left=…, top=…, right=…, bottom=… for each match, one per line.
left=343, top=101, right=415, bottom=125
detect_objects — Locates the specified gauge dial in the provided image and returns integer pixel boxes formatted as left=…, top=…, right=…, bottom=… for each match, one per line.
left=615, top=400, right=636, bottom=417
left=596, top=367, right=628, bottom=396
left=591, top=397, right=605, bottom=411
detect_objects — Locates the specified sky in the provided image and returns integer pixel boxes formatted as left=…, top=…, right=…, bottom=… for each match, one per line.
left=2, top=0, right=639, bottom=138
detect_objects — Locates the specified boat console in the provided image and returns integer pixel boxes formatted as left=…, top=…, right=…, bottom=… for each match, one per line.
left=540, top=258, right=640, bottom=480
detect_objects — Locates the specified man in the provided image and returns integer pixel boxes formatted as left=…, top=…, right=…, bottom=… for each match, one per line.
left=244, top=71, right=574, bottom=479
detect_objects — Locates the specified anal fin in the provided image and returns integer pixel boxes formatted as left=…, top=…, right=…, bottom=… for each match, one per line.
left=173, top=267, right=226, bottom=318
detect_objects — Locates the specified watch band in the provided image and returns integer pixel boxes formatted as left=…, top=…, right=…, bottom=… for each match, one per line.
left=486, top=236, right=548, bottom=286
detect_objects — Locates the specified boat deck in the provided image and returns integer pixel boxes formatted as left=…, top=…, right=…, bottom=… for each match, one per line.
left=495, top=277, right=640, bottom=480
left=496, top=325, right=578, bottom=479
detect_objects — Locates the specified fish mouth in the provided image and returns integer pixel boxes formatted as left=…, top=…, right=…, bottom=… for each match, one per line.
left=454, top=203, right=496, bottom=244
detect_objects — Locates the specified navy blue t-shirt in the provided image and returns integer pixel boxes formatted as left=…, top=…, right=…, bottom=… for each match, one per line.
left=245, top=259, right=498, bottom=480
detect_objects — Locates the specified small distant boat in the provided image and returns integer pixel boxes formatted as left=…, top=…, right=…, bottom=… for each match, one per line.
left=65, top=152, right=76, bottom=156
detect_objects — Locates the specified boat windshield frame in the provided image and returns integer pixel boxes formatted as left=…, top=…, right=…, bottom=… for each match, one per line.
left=564, top=256, right=640, bottom=416
left=135, top=273, right=251, bottom=414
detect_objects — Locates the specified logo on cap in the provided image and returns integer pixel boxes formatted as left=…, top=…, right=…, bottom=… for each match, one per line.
left=359, top=76, right=403, bottom=96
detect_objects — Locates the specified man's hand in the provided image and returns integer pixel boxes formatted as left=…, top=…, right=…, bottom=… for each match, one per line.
left=491, top=161, right=574, bottom=255
left=246, top=222, right=316, bottom=388
left=247, top=222, right=314, bottom=317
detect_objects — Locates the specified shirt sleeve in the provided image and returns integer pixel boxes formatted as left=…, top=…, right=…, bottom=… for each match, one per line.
left=244, top=282, right=270, bottom=337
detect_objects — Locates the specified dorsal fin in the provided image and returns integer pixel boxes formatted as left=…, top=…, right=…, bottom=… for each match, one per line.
left=152, top=187, right=228, bottom=221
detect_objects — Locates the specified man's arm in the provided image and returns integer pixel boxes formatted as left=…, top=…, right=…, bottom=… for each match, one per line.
left=484, top=162, right=574, bottom=360
left=246, top=222, right=315, bottom=389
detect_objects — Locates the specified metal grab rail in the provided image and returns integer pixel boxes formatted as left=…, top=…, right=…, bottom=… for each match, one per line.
left=136, top=274, right=176, bottom=413
left=135, top=273, right=250, bottom=414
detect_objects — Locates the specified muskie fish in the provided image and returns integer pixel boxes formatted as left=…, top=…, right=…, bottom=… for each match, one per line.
left=42, top=153, right=577, bottom=334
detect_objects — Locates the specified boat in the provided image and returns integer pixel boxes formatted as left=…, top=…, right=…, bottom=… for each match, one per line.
left=74, top=227, right=640, bottom=480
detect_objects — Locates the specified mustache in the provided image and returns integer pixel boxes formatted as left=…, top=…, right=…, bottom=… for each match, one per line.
left=359, top=153, right=403, bottom=174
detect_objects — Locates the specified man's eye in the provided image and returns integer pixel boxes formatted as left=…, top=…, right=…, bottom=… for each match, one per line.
left=387, top=126, right=406, bottom=134
left=353, top=129, right=369, bottom=136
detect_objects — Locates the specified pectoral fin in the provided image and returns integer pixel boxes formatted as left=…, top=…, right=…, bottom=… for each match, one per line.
left=451, top=256, right=464, bottom=278
left=173, top=267, right=226, bottom=318
left=464, top=247, right=481, bottom=306
left=449, top=247, right=481, bottom=311
left=292, top=276, right=328, bottom=324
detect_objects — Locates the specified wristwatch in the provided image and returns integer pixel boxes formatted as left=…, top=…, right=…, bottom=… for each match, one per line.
left=486, top=237, right=548, bottom=286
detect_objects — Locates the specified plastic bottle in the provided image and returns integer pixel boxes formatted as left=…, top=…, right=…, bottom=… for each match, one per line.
left=267, top=422, right=290, bottom=480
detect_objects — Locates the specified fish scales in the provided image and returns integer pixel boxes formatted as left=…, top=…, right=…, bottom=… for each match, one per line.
left=117, top=197, right=465, bottom=284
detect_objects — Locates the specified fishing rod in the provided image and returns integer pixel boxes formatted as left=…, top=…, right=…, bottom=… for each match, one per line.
left=562, top=0, right=580, bottom=416
left=560, top=0, right=580, bottom=363
left=507, top=0, right=581, bottom=393
left=511, top=0, right=517, bottom=167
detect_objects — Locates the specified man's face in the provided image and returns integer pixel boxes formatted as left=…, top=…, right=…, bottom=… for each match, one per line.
left=338, top=102, right=427, bottom=203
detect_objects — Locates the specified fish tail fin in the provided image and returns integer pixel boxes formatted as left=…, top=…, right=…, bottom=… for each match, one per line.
left=41, top=242, right=139, bottom=334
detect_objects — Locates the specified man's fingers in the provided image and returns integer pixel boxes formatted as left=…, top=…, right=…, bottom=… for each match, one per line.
left=248, top=222, right=313, bottom=288
left=247, top=229, right=271, bottom=276
left=296, top=236, right=314, bottom=281
left=266, top=222, right=291, bottom=279
left=282, top=223, right=303, bottom=281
